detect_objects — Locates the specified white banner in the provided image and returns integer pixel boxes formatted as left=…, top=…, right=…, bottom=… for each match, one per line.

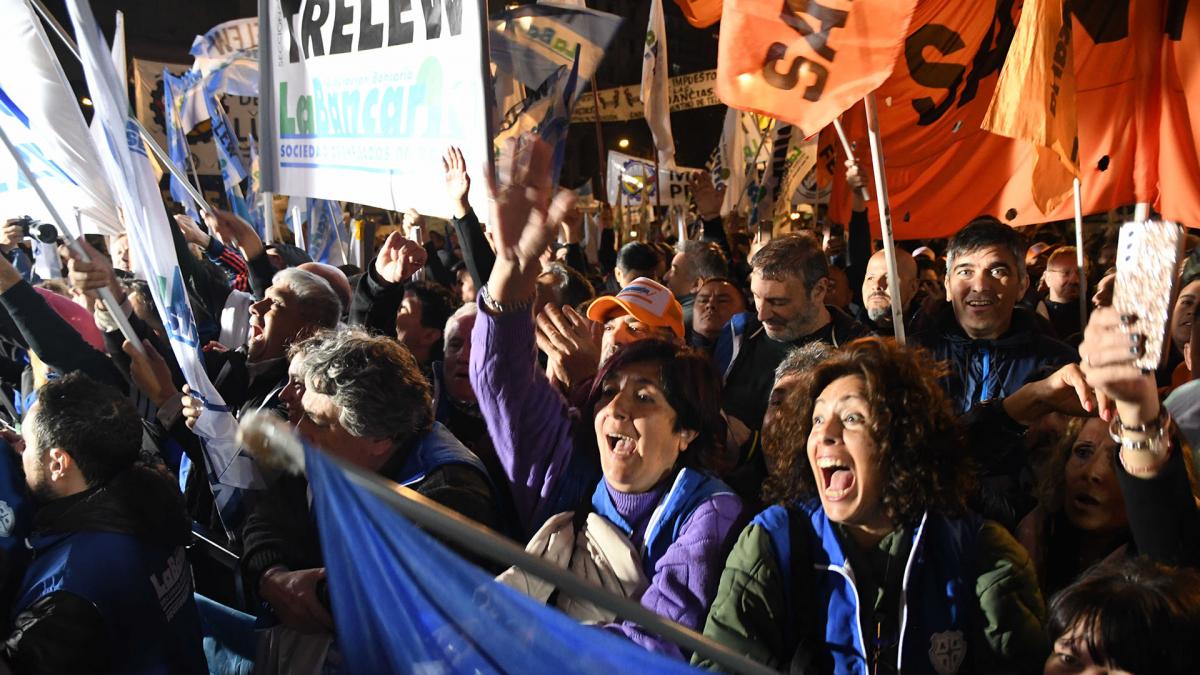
left=261, top=0, right=490, bottom=220
left=572, top=69, right=718, bottom=123
left=0, top=0, right=119, bottom=235
left=67, top=0, right=264, bottom=526
left=606, top=150, right=699, bottom=208
left=133, top=58, right=257, bottom=175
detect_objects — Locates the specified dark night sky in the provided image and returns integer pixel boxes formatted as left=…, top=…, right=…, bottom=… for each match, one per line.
left=37, top=0, right=724, bottom=189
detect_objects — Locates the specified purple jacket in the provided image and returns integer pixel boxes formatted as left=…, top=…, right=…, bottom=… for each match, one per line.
left=470, top=304, right=746, bottom=659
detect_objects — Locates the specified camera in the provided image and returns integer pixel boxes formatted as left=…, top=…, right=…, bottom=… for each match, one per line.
left=13, top=216, right=58, bottom=244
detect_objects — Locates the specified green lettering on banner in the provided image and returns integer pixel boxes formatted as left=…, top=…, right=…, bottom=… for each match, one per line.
left=279, top=82, right=296, bottom=135
left=296, top=95, right=314, bottom=135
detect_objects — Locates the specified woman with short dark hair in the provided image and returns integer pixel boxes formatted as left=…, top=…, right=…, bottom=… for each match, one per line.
left=695, top=337, right=1048, bottom=674
left=471, top=136, right=745, bottom=660
left=1045, top=557, right=1200, bottom=674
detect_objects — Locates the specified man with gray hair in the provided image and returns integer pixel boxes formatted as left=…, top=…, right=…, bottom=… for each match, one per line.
left=242, top=326, right=501, bottom=635
left=911, top=218, right=1074, bottom=414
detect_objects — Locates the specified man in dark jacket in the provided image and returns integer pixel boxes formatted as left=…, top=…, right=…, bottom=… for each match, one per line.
left=912, top=218, right=1075, bottom=416
left=242, top=327, right=501, bottom=636
left=856, top=247, right=933, bottom=337
left=2, top=373, right=206, bottom=674
left=716, top=233, right=868, bottom=451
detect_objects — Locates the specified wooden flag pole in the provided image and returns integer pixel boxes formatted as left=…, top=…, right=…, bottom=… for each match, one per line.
left=863, top=93, right=906, bottom=345
left=590, top=76, right=607, bottom=199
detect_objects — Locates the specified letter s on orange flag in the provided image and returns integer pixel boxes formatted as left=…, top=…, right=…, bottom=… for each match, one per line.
left=716, top=0, right=919, bottom=137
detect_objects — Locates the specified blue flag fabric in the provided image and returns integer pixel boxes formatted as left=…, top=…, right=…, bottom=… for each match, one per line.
left=305, top=199, right=343, bottom=265
left=305, top=442, right=700, bottom=674
left=203, top=94, right=253, bottom=225
left=245, top=134, right=265, bottom=238
left=162, top=71, right=200, bottom=220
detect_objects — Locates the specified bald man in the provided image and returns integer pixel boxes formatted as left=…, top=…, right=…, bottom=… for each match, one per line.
left=299, top=261, right=352, bottom=315
left=857, top=248, right=925, bottom=336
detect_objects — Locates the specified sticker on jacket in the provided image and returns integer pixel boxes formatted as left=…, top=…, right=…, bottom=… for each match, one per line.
left=929, top=630, right=966, bottom=675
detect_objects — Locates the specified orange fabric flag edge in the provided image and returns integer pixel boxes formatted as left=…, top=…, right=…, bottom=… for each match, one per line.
left=981, top=0, right=1078, bottom=215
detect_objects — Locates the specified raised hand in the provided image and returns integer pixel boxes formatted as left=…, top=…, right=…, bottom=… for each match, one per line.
left=374, top=231, right=427, bottom=285
left=846, top=159, right=869, bottom=211
left=487, top=135, right=575, bottom=269
left=535, top=304, right=601, bottom=388
left=0, top=220, right=24, bottom=252
left=174, top=214, right=212, bottom=248
left=689, top=171, right=726, bottom=220
left=66, top=238, right=119, bottom=298
left=123, top=339, right=175, bottom=407
left=442, top=146, right=472, bottom=219
left=205, top=209, right=263, bottom=260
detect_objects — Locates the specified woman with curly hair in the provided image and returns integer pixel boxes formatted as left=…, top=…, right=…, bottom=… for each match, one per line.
left=1018, top=417, right=1132, bottom=598
left=694, top=337, right=1049, bottom=674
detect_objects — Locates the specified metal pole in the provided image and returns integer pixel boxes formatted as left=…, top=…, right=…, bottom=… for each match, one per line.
left=1072, top=178, right=1087, bottom=330
left=831, top=118, right=869, bottom=202
left=238, top=413, right=780, bottom=675
left=261, top=191, right=276, bottom=244
left=0, top=121, right=143, bottom=354
left=863, top=93, right=906, bottom=345
left=28, top=0, right=214, bottom=216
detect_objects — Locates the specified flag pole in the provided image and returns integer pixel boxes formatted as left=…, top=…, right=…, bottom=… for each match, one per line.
left=0, top=121, right=144, bottom=354
left=590, top=76, right=607, bottom=198
left=863, top=93, right=906, bottom=345
left=832, top=118, right=869, bottom=202
left=238, top=413, right=779, bottom=675
left=27, top=0, right=213, bottom=216
left=1072, top=178, right=1087, bottom=330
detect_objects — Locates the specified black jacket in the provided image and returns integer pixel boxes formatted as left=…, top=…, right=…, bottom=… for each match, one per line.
left=911, top=306, right=1077, bottom=415
left=2, top=466, right=200, bottom=674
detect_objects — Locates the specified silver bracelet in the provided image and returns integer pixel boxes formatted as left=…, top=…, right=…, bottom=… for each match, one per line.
left=1109, top=409, right=1171, bottom=452
left=481, top=284, right=533, bottom=315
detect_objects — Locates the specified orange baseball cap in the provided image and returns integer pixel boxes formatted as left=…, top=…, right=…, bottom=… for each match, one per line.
left=587, top=277, right=685, bottom=340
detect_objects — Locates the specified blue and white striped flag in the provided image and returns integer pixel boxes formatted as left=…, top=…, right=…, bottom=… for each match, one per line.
left=201, top=48, right=258, bottom=99
left=66, top=0, right=265, bottom=531
left=641, top=0, right=675, bottom=167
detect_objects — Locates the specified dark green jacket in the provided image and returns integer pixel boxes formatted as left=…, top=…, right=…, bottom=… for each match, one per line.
left=692, top=510, right=1048, bottom=673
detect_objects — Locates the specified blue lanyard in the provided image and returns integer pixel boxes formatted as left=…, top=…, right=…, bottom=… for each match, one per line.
left=980, top=349, right=992, bottom=403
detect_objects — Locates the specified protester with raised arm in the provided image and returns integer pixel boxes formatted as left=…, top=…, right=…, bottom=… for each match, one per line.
left=471, top=135, right=745, bottom=659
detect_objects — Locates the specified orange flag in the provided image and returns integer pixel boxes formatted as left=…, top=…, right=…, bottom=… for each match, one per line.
left=981, top=0, right=1078, bottom=215
left=672, top=0, right=722, bottom=29
left=716, top=0, right=918, bottom=137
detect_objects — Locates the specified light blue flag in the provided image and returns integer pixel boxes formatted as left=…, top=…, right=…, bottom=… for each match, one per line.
left=66, top=0, right=265, bottom=533
left=245, top=133, right=265, bottom=238
left=305, top=199, right=344, bottom=265
left=491, top=4, right=622, bottom=98
left=304, top=440, right=700, bottom=674
left=205, top=94, right=246, bottom=186
left=202, top=48, right=259, bottom=99
left=161, top=71, right=200, bottom=220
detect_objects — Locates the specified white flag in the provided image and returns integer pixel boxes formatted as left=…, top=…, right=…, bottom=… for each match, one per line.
left=0, top=0, right=119, bottom=235
left=65, top=0, right=265, bottom=528
left=640, top=0, right=674, bottom=167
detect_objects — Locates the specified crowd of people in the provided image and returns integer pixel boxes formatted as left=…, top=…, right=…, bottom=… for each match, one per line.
left=0, top=133, right=1195, bottom=674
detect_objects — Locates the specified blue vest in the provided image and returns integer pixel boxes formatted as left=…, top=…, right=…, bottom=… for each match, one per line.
left=393, top=422, right=491, bottom=488
left=755, top=501, right=981, bottom=675
left=591, top=468, right=734, bottom=577
left=13, top=531, right=207, bottom=674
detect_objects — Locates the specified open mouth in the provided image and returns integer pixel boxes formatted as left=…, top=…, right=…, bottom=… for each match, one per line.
left=817, top=456, right=855, bottom=501
left=249, top=323, right=264, bottom=342
left=605, top=432, right=637, bottom=458
left=965, top=299, right=995, bottom=309
left=1073, top=493, right=1101, bottom=508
